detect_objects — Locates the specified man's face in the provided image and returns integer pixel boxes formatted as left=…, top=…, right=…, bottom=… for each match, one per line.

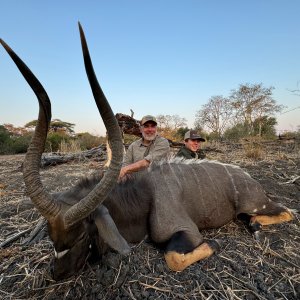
left=185, top=139, right=201, bottom=152
left=140, top=122, right=157, bottom=141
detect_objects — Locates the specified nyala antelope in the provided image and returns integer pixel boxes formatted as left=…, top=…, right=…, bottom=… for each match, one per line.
left=0, top=23, right=294, bottom=281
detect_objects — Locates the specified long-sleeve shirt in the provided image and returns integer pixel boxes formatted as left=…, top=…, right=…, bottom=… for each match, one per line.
left=176, top=146, right=206, bottom=160
left=123, top=135, right=170, bottom=166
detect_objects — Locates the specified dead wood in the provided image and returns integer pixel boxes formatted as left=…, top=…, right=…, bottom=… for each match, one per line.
left=40, top=145, right=107, bottom=167
left=0, top=228, right=31, bottom=248
left=21, top=217, right=47, bottom=246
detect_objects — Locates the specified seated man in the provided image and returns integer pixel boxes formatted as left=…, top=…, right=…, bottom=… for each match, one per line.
left=176, top=130, right=206, bottom=159
left=119, top=115, right=170, bottom=180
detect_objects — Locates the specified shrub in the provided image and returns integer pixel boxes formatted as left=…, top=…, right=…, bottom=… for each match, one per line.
left=223, top=123, right=249, bottom=141
left=76, top=132, right=105, bottom=150
left=10, top=133, right=33, bottom=154
left=0, top=125, right=12, bottom=154
left=0, top=126, right=33, bottom=154
left=46, top=132, right=70, bottom=152
left=59, top=139, right=82, bottom=153
left=243, top=142, right=264, bottom=160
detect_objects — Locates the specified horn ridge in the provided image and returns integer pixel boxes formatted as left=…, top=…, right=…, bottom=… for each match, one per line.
left=64, top=23, right=123, bottom=227
left=0, top=39, right=60, bottom=220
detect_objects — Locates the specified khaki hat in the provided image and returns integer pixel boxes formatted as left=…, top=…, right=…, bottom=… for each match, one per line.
left=184, top=130, right=205, bottom=142
left=140, top=115, right=157, bottom=125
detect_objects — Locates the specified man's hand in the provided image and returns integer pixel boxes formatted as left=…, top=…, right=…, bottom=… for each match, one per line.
left=118, top=166, right=129, bottom=182
left=118, top=159, right=150, bottom=182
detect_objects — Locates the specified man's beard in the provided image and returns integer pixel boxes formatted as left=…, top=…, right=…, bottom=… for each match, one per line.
left=142, top=132, right=157, bottom=141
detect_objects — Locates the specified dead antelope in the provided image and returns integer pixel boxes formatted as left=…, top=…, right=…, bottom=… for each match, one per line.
left=0, top=24, right=295, bottom=281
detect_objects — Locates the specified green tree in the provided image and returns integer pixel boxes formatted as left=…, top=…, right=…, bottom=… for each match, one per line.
left=25, top=119, right=75, bottom=135
left=223, top=123, right=249, bottom=141
left=253, top=116, right=277, bottom=139
left=230, top=83, right=283, bottom=136
left=176, top=127, right=189, bottom=140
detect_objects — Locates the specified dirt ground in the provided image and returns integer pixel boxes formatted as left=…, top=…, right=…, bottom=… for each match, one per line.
left=0, top=141, right=299, bottom=300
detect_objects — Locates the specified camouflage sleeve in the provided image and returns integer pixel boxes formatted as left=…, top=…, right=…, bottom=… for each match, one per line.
left=144, top=137, right=170, bottom=163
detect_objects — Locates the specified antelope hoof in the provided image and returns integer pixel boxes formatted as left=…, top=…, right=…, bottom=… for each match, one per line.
left=165, top=241, right=217, bottom=272
left=250, top=211, right=294, bottom=226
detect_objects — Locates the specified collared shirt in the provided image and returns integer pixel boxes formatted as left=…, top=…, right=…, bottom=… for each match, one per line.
left=123, top=135, right=170, bottom=166
left=176, top=146, right=206, bottom=160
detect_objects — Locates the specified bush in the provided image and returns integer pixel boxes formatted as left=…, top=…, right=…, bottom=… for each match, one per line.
left=76, top=132, right=105, bottom=150
left=59, top=139, right=82, bottom=153
left=243, top=143, right=264, bottom=160
left=45, top=132, right=70, bottom=152
left=0, top=126, right=12, bottom=154
left=223, top=123, right=249, bottom=141
left=10, top=133, right=33, bottom=154
left=0, top=126, right=33, bottom=154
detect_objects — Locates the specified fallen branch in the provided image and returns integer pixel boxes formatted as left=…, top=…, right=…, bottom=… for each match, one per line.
left=41, top=145, right=107, bottom=167
left=0, top=228, right=31, bottom=248
left=21, top=217, right=47, bottom=246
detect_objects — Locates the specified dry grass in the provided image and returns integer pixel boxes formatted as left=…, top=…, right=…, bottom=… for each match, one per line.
left=0, top=141, right=299, bottom=299
left=59, top=140, right=82, bottom=153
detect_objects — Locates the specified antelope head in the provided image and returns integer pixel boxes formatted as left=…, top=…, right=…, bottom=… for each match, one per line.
left=0, top=23, right=125, bottom=280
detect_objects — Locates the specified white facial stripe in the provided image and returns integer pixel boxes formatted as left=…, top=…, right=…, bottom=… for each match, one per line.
left=54, top=248, right=70, bottom=259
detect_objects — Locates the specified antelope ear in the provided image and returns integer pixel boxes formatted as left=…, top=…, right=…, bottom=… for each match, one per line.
left=94, top=206, right=131, bottom=255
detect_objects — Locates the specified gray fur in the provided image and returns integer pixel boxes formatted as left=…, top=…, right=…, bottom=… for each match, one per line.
left=59, top=159, right=287, bottom=249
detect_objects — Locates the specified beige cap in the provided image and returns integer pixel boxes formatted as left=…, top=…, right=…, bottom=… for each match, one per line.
left=140, top=115, right=157, bottom=125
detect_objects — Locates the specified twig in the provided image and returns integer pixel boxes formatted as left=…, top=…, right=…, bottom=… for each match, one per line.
left=21, top=217, right=46, bottom=246
left=0, top=228, right=31, bottom=248
left=283, top=175, right=300, bottom=184
left=139, top=281, right=171, bottom=293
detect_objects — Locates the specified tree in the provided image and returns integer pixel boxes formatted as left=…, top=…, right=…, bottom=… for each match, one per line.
left=253, top=116, right=277, bottom=139
left=176, top=127, right=189, bottom=140
left=223, top=123, right=249, bottom=141
left=25, top=118, right=75, bottom=135
left=230, top=83, right=284, bottom=136
left=194, top=95, right=233, bottom=139
left=3, top=123, right=29, bottom=136
left=156, top=114, right=187, bottom=141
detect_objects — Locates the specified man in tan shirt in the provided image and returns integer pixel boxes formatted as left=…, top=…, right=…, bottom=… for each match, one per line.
left=119, top=115, right=170, bottom=181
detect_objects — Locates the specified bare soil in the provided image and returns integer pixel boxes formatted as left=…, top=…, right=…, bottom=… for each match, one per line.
left=0, top=141, right=299, bottom=300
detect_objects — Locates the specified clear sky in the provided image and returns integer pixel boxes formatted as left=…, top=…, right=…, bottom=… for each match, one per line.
left=1, top=0, right=299, bottom=136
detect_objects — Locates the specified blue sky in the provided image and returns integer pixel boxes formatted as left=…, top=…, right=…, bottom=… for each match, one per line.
left=1, top=0, right=299, bottom=136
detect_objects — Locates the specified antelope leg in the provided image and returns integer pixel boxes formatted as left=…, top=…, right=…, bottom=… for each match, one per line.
left=250, top=210, right=294, bottom=226
left=164, top=231, right=220, bottom=271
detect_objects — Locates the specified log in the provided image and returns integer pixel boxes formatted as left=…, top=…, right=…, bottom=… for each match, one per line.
left=40, top=145, right=107, bottom=167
